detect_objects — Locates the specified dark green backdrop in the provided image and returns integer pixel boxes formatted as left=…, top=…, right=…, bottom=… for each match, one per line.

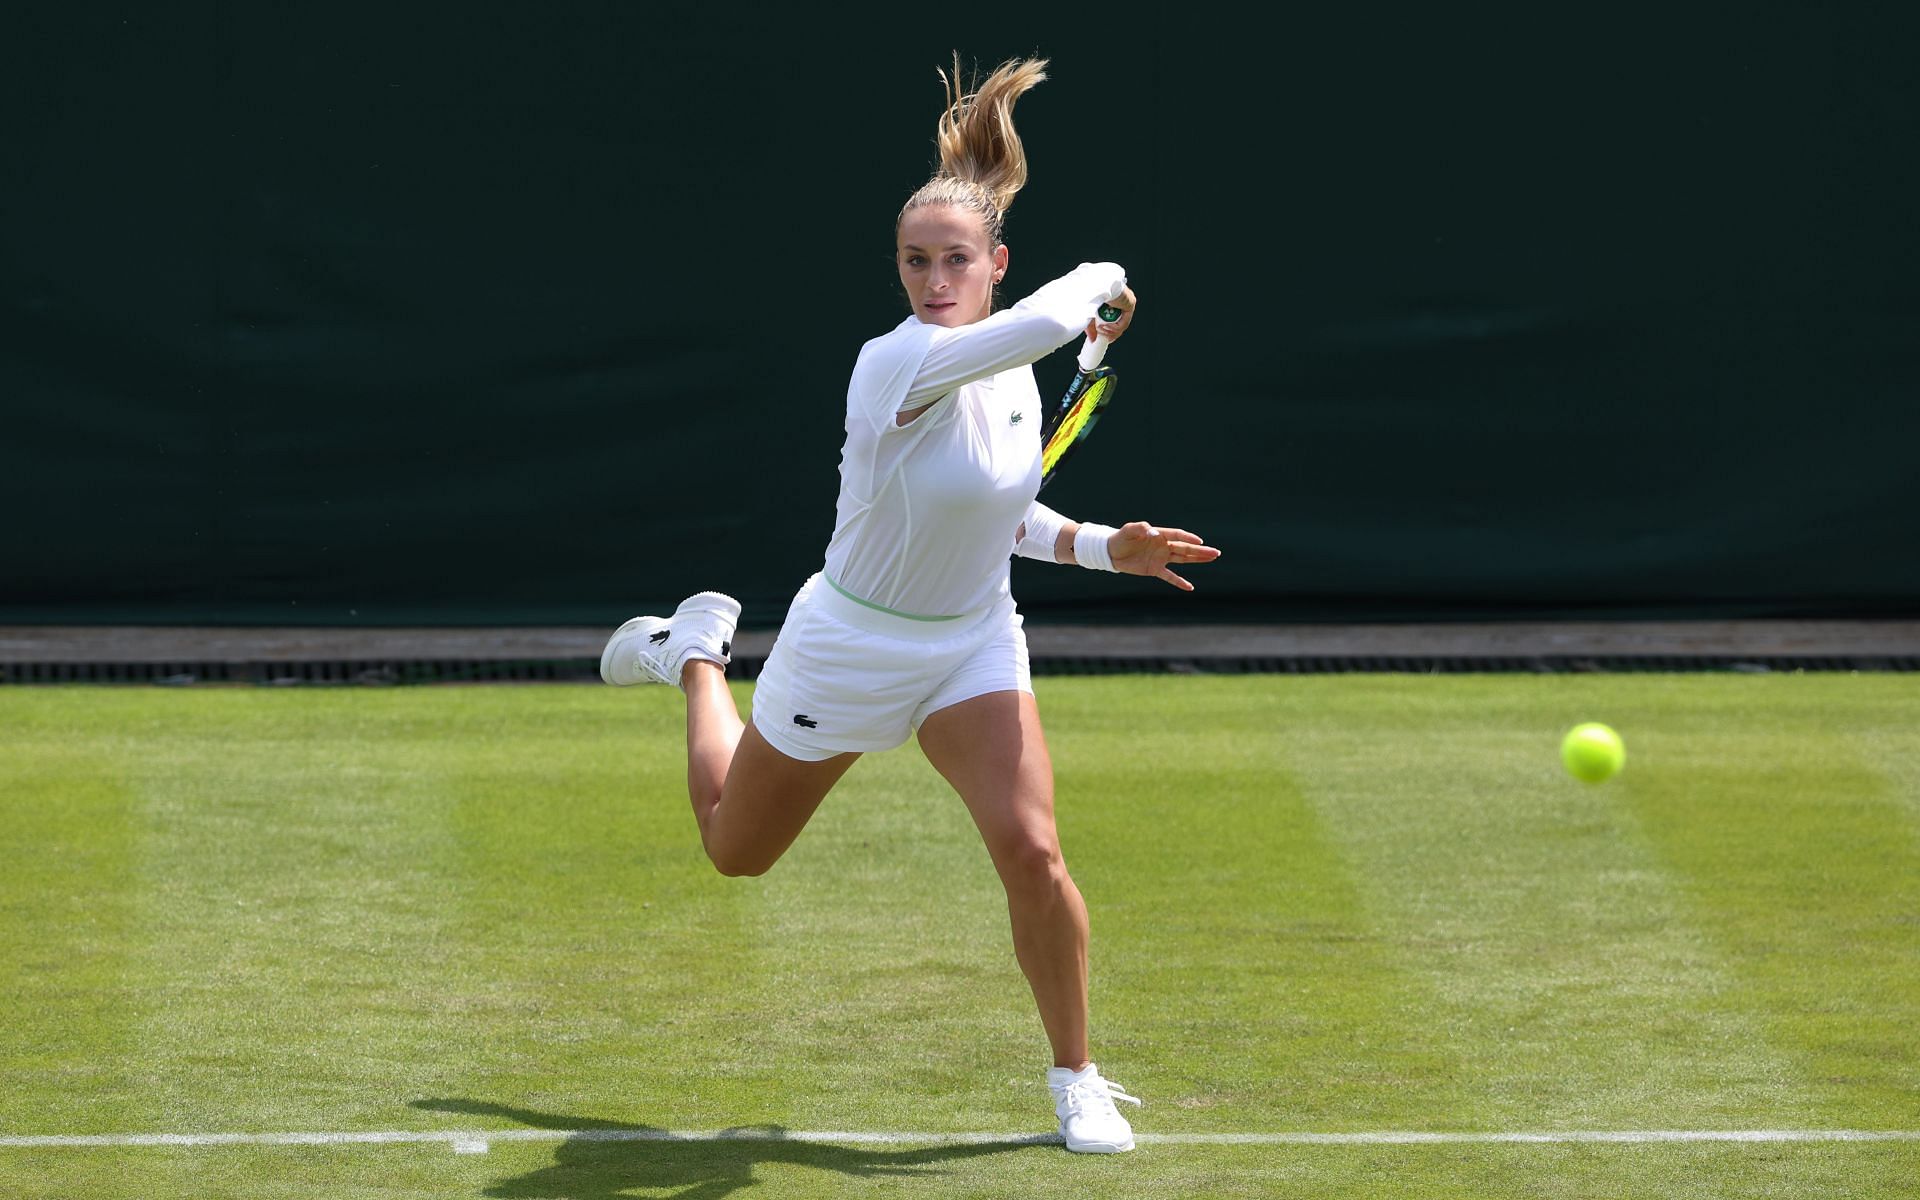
left=5, top=6, right=1916, bottom=627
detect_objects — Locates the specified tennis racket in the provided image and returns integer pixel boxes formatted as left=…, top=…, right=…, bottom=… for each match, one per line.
left=1038, top=303, right=1123, bottom=491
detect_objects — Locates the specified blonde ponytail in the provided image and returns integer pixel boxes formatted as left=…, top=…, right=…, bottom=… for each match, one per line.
left=899, top=53, right=1049, bottom=244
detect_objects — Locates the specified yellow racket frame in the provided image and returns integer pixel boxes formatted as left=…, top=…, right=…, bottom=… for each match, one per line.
left=1039, top=367, right=1117, bottom=488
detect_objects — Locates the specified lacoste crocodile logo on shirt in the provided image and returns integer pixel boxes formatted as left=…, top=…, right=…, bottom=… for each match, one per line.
left=1010, top=411, right=1025, bottom=425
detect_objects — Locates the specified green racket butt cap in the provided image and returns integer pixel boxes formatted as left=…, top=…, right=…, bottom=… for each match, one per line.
left=1097, top=304, right=1122, bottom=322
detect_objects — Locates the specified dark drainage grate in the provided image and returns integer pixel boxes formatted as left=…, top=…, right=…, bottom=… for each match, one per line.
left=0, top=659, right=610, bottom=686
left=3, top=654, right=1919, bottom=685
left=0, top=661, right=246, bottom=685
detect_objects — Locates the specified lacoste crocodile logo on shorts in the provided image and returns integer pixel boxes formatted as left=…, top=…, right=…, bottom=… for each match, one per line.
left=1010, top=411, right=1024, bottom=425
left=793, top=714, right=818, bottom=729
left=648, top=629, right=670, bottom=645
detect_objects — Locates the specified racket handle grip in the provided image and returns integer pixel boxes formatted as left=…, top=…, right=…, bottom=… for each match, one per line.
left=1077, top=334, right=1110, bottom=372
left=1076, top=303, right=1122, bottom=371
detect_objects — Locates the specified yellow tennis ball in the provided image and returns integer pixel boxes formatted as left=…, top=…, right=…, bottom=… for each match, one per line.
left=1561, top=722, right=1625, bottom=783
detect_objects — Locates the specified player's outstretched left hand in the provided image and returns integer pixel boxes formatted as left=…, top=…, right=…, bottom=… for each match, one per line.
left=1108, top=521, right=1222, bottom=591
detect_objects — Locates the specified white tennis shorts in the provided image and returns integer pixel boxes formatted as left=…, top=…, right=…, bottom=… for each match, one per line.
left=751, top=572, right=1033, bottom=762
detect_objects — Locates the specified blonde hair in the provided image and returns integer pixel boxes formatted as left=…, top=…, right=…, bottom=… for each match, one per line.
left=898, top=54, right=1049, bottom=246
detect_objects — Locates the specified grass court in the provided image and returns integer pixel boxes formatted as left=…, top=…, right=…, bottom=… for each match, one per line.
left=3, top=674, right=1917, bottom=1197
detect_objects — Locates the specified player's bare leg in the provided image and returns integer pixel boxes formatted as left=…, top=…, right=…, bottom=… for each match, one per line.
left=681, top=658, right=745, bottom=819
left=916, top=689, right=1089, bottom=1067
left=682, top=661, right=858, bottom=876
left=602, top=593, right=855, bottom=877
left=917, top=689, right=1138, bottom=1152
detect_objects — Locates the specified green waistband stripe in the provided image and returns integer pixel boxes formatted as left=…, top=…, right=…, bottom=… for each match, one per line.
left=822, top=574, right=965, bottom=622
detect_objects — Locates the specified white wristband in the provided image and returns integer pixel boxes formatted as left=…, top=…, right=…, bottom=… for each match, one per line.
left=1074, top=522, right=1120, bottom=572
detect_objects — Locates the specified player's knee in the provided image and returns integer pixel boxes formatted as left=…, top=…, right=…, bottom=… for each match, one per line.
left=999, top=836, right=1067, bottom=894
left=706, top=845, right=774, bottom=878
left=701, top=832, right=777, bottom=878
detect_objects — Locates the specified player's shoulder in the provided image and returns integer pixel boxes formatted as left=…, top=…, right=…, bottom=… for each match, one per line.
left=855, top=315, right=934, bottom=364
left=851, top=316, right=936, bottom=394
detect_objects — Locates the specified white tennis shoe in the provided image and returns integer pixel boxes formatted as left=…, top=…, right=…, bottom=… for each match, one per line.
left=599, top=591, right=740, bottom=689
left=1048, top=1062, right=1140, bottom=1153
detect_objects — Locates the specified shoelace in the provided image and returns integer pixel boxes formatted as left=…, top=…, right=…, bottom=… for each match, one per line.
left=640, top=633, right=726, bottom=688
left=629, top=631, right=677, bottom=685
left=1053, top=1075, right=1143, bottom=1116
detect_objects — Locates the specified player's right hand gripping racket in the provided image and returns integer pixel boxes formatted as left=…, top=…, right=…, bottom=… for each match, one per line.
left=1038, top=303, right=1123, bottom=491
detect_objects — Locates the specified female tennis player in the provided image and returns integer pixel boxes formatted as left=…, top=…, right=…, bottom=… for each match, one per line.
left=600, top=56, right=1220, bottom=1154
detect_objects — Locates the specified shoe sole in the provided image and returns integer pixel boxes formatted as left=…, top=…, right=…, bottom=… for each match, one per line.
left=1064, top=1137, right=1135, bottom=1154
left=675, top=590, right=742, bottom=624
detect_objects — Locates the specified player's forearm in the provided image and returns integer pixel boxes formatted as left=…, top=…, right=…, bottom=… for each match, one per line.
left=1013, top=506, right=1118, bottom=572
left=1054, top=521, right=1080, bottom=565
left=907, top=311, right=1080, bottom=406
left=906, top=263, right=1127, bottom=406
left=1012, top=261, right=1128, bottom=330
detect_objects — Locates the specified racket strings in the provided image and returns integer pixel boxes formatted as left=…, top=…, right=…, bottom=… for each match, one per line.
left=1042, top=372, right=1115, bottom=477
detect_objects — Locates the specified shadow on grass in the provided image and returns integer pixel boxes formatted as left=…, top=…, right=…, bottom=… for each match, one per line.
left=412, top=1098, right=1049, bottom=1199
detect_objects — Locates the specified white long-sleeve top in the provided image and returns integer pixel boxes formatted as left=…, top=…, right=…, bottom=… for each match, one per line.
left=821, top=262, right=1128, bottom=618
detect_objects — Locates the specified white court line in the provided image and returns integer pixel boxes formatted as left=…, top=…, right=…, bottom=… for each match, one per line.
left=2, top=1128, right=1917, bottom=1150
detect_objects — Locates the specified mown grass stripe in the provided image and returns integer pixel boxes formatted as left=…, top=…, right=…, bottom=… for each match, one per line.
left=1284, top=676, right=1815, bottom=1127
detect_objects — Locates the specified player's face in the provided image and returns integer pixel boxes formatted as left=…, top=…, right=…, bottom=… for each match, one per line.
left=897, top=206, right=1008, bottom=327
